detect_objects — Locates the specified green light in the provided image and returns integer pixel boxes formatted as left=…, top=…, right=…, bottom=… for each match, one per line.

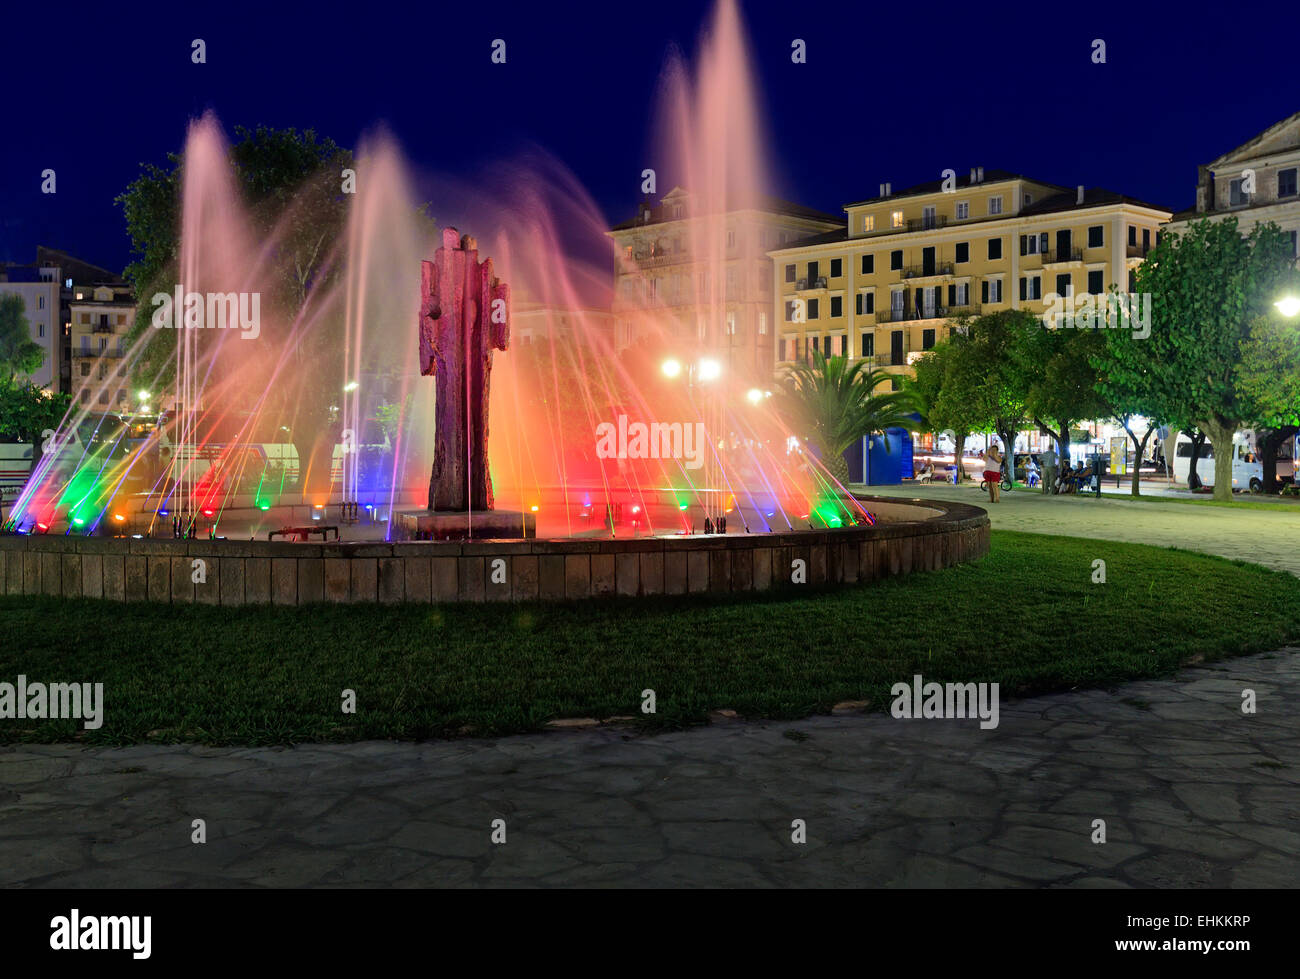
left=678, top=503, right=689, bottom=511
left=72, top=517, right=85, bottom=527
left=258, top=503, right=271, bottom=511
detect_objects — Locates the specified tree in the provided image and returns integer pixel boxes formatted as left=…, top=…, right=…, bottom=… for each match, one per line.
left=117, top=125, right=357, bottom=495
left=1011, top=318, right=1109, bottom=491
left=1238, top=310, right=1300, bottom=492
left=0, top=383, right=71, bottom=477
left=1097, top=218, right=1294, bottom=501
left=0, top=294, right=44, bottom=386
left=773, top=351, right=918, bottom=486
left=908, top=339, right=981, bottom=481
left=952, top=310, right=1033, bottom=482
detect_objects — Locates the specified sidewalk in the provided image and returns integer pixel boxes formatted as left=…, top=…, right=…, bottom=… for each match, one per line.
left=863, top=481, right=1300, bottom=576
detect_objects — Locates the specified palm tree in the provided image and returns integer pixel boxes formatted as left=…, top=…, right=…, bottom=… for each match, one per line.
left=773, top=351, right=919, bottom=487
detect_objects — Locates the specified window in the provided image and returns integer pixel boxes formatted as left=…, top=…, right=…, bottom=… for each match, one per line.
left=812, top=336, right=820, bottom=354
left=1279, top=169, right=1298, bottom=198
left=890, top=250, right=903, bottom=271
left=988, top=196, right=1003, bottom=215
left=808, top=298, right=820, bottom=319
left=830, top=296, right=842, bottom=317
left=99, top=390, right=109, bottom=405
left=1229, top=179, right=1249, bottom=206
left=38, top=296, right=45, bottom=309
left=1142, top=228, right=1150, bottom=253
left=1023, top=193, right=1033, bottom=206
left=1056, top=273, right=1072, bottom=297
left=38, top=324, right=45, bottom=338
left=950, top=282, right=968, bottom=307
left=727, top=229, right=737, bottom=248
left=862, top=214, right=875, bottom=233
left=922, top=205, right=937, bottom=229
left=725, top=313, right=736, bottom=335
left=673, top=205, right=683, bottom=219
left=1128, top=270, right=1137, bottom=292
left=856, top=292, right=874, bottom=314
left=648, top=279, right=659, bottom=300
left=1088, top=225, right=1104, bottom=248
left=779, top=231, right=789, bottom=245
left=955, top=201, right=969, bottom=220
left=808, top=261, right=819, bottom=282
left=79, top=313, right=90, bottom=324
left=1088, top=270, right=1104, bottom=294
left=80, top=362, right=90, bottom=377
left=1128, top=225, right=1137, bottom=246
left=923, top=328, right=936, bottom=350
left=785, top=300, right=797, bottom=321
left=80, top=389, right=89, bottom=404
left=891, top=288, right=904, bottom=312
left=117, top=390, right=128, bottom=404
left=861, top=254, right=873, bottom=275
left=785, top=264, right=796, bottom=283
left=955, top=242, right=969, bottom=263
left=1019, top=276, right=1041, bottom=300
left=855, top=294, right=863, bottom=315
left=890, top=210, right=904, bottom=228
left=830, top=258, right=842, bottom=278
left=861, top=332, right=874, bottom=356
left=982, top=278, right=1003, bottom=303
left=758, top=311, right=768, bottom=335
left=987, top=238, right=1002, bottom=260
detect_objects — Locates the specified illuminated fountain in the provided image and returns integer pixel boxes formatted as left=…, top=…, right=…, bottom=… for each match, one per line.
left=0, top=0, right=989, bottom=602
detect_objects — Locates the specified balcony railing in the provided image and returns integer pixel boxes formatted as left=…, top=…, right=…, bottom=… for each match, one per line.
left=795, top=276, right=828, bottom=290
left=901, top=262, right=954, bottom=280
left=1042, top=247, right=1083, bottom=265
left=1125, top=244, right=1150, bottom=259
left=880, top=305, right=963, bottom=323
left=906, top=216, right=948, bottom=233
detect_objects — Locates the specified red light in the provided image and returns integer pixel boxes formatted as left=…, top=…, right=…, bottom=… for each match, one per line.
left=202, top=509, right=214, bottom=517
left=36, top=522, right=48, bottom=532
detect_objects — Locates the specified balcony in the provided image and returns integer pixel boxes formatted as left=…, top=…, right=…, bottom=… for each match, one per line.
left=880, top=306, right=946, bottom=323
left=1125, top=244, right=1150, bottom=259
left=1042, top=247, right=1083, bottom=266
left=900, top=262, right=954, bottom=280
left=795, top=276, right=828, bottom=291
left=906, top=216, right=948, bottom=233
left=632, top=249, right=686, bottom=268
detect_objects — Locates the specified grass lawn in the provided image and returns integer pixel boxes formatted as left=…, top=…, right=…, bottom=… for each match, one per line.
left=2, top=530, right=1297, bottom=745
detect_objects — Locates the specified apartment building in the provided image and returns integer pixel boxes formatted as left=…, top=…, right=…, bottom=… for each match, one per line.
left=770, top=168, right=1170, bottom=385
left=0, top=264, right=62, bottom=390
left=1167, top=110, right=1300, bottom=254
left=609, top=187, right=841, bottom=379
left=69, top=284, right=136, bottom=408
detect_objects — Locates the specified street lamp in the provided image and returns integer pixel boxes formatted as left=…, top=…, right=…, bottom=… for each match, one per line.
left=696, top=358, right=722, bottom=382
left=343, top=380, right=360, bottom=392
left=1274, top=296, right=1300, bottom=318
left=661, top=358, right=682, bottom=379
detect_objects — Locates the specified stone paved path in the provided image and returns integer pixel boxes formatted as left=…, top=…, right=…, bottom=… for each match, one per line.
left=2, top=650, right=1296, bottom=887
left=865, top=482, right=1300, bottom=576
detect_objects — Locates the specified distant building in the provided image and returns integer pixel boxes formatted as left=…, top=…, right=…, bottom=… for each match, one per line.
left=69, top=283, right=137, bottom=409
left=771, top=168, right=1170, bottom=385
left=1167, top=110, right=1300, bottom=256
left=608, top=187, right=841, bottom=379
left=512, top=300, right=614, bottom=348
left=0, top=248, right=126, bottom=394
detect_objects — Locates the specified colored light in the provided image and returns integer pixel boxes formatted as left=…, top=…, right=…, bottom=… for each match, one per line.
left=137, top=390, right=150, bottom=401
left=678, top=503, right=689, bottom=511
left=112, top=513, right=126, bottom=522
left=158, top=509, right=169, bottom=517
left=632, top=505, right=641, bottom=514
left=36, top=522, right=48, bottom=532
left=72, top=517, right=85, bottom=527
left=258, top=503, right=270, bottom=511
left=661, top=358, right=682, bottom=379
left=530, top=505, right=539, bottom=512
left=202, top=509, right=214, bottom=517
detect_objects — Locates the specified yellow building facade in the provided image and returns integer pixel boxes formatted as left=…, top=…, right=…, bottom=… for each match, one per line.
left=769, top=169, right=1170, bottom=385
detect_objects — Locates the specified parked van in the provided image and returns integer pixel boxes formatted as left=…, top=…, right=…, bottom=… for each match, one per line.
left=1171, top=430, right=1293, bottom=492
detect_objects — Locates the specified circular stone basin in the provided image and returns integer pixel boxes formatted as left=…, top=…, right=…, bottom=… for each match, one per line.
left=0, top=496, right=988, bottom=605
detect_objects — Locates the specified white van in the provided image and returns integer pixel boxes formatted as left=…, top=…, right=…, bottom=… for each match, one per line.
left=1172, top=431, right=1293, bottom=492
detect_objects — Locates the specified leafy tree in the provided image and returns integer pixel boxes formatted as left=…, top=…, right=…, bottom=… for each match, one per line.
left=0, top=294, right=45, bottom=386
left=117, top=125, right=357, bottom=494
left=0, top=383, right=71, bottom=476
left=773, top=351, right=918, bottom=486
left=908, top=338, right=980, bottom=481
left=1096, top=218, right=1294, bottom=501
left=1011, top=318, right=1109, bottom=491
left=1238, top=310, right=1300, bottom=492
left=950, top=310, right=1033, bottom=482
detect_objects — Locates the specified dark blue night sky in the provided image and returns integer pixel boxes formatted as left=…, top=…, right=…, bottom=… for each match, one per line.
left=2, top=0, right=1295, bottom=275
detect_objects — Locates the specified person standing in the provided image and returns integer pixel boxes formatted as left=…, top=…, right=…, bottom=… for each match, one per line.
left=982, top=443, right=1004, bottom=503
left=1040, top=444, right=1057, bottom=494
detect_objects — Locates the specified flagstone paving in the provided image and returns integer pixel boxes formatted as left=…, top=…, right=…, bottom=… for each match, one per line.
left=864, top=482, right=1300, bottom=576
left=2, top=649, right=1296, bottom=887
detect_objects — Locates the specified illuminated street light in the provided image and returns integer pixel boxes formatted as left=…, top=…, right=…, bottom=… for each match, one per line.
left=137, top=390, right=150, bottom=402
left=343, top=380, right=360, bottom=392
left=746, top=388, right=765, bottom=405
left=697, top=358, right=722, bottom=382
left=661, top=358, right=682, bottom=379
left=1274, top=296, right=1300, bottom=318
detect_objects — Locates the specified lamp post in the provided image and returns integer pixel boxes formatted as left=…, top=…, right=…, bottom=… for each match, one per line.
left=662, top=356, right=724, bottom=527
